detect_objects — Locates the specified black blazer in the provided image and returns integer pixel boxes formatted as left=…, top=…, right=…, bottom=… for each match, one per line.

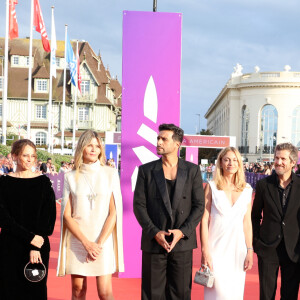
left=133, top=158, right=205, bottom=253
left=251, top=172, right=300, bottom=262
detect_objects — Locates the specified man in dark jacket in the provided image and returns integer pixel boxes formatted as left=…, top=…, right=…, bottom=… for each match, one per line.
left=134, top=124, right=205, bottom=300
left=252, top=143, right=300, bottom=300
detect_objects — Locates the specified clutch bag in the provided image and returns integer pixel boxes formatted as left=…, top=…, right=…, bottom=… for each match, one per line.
left=24, top=262, right=46, bottom=282
left=194, top=265, right=214, bottom=288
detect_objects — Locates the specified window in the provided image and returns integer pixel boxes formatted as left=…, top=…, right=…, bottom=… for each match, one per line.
left=292, top=106, right=300, bottom=147
left=36, top=105, right=47, bottom=119
left=36, top=79, right=48, bottom=92
left=80, top=80, right=90, bottom=95
left=0, top=104, right=2, bottom=117
left=78, top=107, right=89, bottom=121
left=241, top=105, right=249, bottom=153
left=13, top=56, right=19, bottom=65
left=56, top=58, right=60, bottom=67
left=35, top=132, right=47, bottom=145
left=260, top=105, right=278, bottom=153
left=0, top=77, right=3, bottom=91
left=26, top=56, right=30, bottom=66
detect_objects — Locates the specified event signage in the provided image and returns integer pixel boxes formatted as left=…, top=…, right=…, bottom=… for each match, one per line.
left=185, top=147, right=198, bottom=165
left=105, top=132, right=121, bottom=144
left=105, top=144, right=118, bottom=169
left=47, top=173, right=64, bottom=200
left=121, top=11, right=182, bottom=277
left=182, top=135, right=235, bottom=148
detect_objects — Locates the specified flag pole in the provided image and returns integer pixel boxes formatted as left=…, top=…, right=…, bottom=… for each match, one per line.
left=2, top=0, right=9, bottom=145
left=72, top=40, right=78, bottom=155
left=48, top=6, right=54, bottom=153
left=27, top=0, right=34, bottom=140
left=61, top=24, right=67, bottom=154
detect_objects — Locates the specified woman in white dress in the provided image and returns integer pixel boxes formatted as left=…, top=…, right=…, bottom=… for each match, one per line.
left=57, top=130, right=124, bottom=300
left=200, top=147, right=253, bottom=300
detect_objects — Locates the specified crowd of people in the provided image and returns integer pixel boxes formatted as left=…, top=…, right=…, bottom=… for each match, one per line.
left=0, top=154, right=117, bottom=178
left=200, top=161, right=300, bottom=179
left=0, top=125, right=299, bottom=300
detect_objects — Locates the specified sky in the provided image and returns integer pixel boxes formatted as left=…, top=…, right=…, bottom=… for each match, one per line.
left=1, top=0, right=300, bottom=134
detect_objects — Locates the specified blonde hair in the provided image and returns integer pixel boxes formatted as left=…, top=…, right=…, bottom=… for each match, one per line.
left=213, top=147, right=246, bottom=191
left=74, top=130, right=106, bottom=176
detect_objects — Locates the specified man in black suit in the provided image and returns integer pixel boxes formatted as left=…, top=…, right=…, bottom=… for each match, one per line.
left=134, top=123, right=204, bottom=300
left=252, top=143, right=300, bottom=300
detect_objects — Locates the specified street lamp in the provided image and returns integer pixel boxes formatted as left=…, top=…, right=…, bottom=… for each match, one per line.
left=196, top=114, right=201, bottom=134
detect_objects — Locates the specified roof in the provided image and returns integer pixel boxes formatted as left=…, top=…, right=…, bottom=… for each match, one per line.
left=0, top=38, right=121, bottom=109
left=0, top=121, right=12, bottom=127
left=110, top=79, right=122, bottom=98
left=25, top=122, right=57, bottom=129
left=32, top=65, right=49, bottom=79
left=55, top=130, right=105, bottom=138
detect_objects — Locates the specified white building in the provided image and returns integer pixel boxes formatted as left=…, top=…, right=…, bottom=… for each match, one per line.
left=205, top=64, right=300, bottom=162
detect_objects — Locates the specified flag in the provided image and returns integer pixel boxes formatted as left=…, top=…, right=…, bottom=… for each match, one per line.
left=66, top=35, right=77, bottom=87
left=50, top=9, right=57, bottom=78
left=9, top=0, right=18, bottom=39
left=33, top=0, right=50, bottom=52
left=77, top=46, right=82, bottom=93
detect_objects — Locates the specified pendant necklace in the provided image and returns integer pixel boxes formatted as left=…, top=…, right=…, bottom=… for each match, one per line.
left=83, top=173, right=97, bottom=209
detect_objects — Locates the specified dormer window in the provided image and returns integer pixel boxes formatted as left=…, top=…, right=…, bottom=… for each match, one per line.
left=11, top=55, right=33, bottom=68
left=13, top=56, right=19, bottom=66
left=35, top=79, right=48, bottom=93
left=55, top=57, right=65, bottom=69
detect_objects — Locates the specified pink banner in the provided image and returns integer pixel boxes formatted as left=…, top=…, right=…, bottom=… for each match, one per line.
left=121, top=11, right=182, bottom=277
left=185, top=147, right=198, bottom=165
left=113, top=132, right=121, bottom=144
left=182, top=135, right=231, bottom=148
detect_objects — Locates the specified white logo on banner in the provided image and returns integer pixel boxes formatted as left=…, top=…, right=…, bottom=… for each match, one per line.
left=131, top=76, right=159, bottom=191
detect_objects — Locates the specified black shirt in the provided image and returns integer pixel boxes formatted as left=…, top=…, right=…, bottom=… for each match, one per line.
left=276, top=173, right=295, bottom=215
left=166, top=178, right=176, bottom=206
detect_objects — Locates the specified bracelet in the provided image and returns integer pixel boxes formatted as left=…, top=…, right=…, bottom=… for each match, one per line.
left=247, top=247, right=254, bottom=251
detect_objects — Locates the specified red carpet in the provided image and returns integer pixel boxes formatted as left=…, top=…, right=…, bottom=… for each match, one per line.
left=47, top=203, right=292, bottom=300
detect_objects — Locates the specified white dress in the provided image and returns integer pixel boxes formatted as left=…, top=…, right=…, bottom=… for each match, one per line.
left=57, top=160, right=124, bottom=277
left=204, top=181, right=252, bottom=300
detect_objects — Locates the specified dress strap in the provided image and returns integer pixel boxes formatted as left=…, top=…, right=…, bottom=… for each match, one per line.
left=208, top=180, right=216, bottom=191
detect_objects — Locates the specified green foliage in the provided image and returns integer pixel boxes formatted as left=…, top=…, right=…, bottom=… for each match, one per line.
left=36, top=150, right=72, bottom=171
left=198, top=129, right=220, bottom=163
left=0, top=144, right=11, bottom=156
left=200, top=129, right=213, bottom=135
left=6, top=134, right=18, bottom=146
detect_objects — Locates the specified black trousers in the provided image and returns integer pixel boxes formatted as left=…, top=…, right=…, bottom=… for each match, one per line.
left=141, top=250, right=193, bottom=300
left=257, top=240, right=300, bottom=300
